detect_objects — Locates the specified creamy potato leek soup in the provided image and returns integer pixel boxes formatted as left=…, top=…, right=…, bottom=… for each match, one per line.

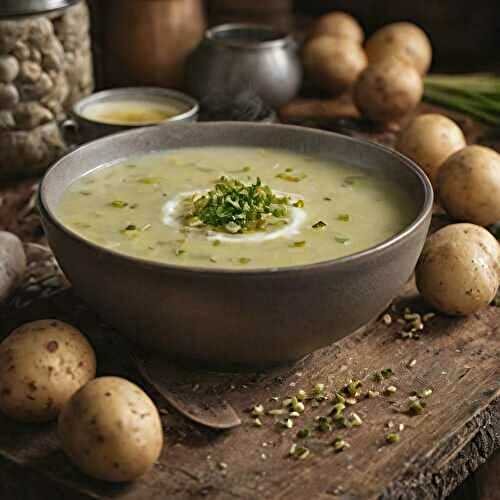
left=56, top=147, right=416, bottom=269
left=81, top=100, right=185, bottom=125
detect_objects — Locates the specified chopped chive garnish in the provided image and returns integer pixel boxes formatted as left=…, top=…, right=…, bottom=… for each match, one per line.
left=337, top=213, right=350, bottom=222
left=386, top=433, right=400, bottom=444
left=293, top=199, right=305, bottom=208
left=276, top=172, right=306, bottom=182
left=184, top=177, right=290, bottom=234
left=290, top=241, right=306, bottom=248
left=111, top=200, right=128, bottom=208
left=239, top=257, right=251, bottom=264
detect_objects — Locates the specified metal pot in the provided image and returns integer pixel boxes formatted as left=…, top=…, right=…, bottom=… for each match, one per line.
left=186, top=23, right=302, bottom=109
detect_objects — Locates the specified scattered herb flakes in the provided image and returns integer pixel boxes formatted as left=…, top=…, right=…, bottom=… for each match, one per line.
left=293, top=199, right=305, bottom=208
left=382, top=313, right=392, bottom=325
left=344, top=380, right=362, bottom=397
left=337, top=213, right=350, bottom=222
left=349, top=412, right=363, bottom=427
left=419, top=388, right=433, bottom=398
left=332, top=437, right=350, bottom=452
left=137, top=177, right=162, bottom=185
left=296, top=389, right=307, bottom=401
left=290, top=240, right=306, bottom=248
left=334, top=233, right=351, bottom=245
left=212, top=239, right=221, bottom=247
left=276, top=172, right=306, bottom=182
left=386, top=433, right=401, bottom=444
left=342, top=175, right=365, bottom=187
left=330, top=403, right=346, bottom=421
left=312, top=220, right=327, bottom=230
left=408, top=400, right=426, bottom=415
left=323, top=197, right=332, bottom=201
left=296, top=428, right=310, bottom=439
left=79, top=190, right=92, bottom=196
left=381, top=368, right=394, bottom=379
left=289, top=444, right=310, bottom=460
left=175, top=248, right=186, bottom=256
left=316, top=415, right=333, bottom=432
left=239, top=257, right=251, bottom=265
left=110, top=200, right=128, bottom=208
left=252, top=404, right=265, bottom=417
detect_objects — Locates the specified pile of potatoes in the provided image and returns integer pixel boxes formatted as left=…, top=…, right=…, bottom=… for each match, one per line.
left=302, top=12, right=499, bottom=317
left=0, top=319, right=164, bottom=483
left=396, top=113, right=500, bottom=315
left=302, top=12, right=432, bottom=124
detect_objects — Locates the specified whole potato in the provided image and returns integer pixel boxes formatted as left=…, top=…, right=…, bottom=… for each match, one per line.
left=396, top=114, right=466, bottom=185
left=416, top=224, right=499, bottom=315
left=313, top=11, right=364, bottom=44
left=58, top=377, right=163, bottom=482
left=0, top=319, right=96, bottom=422
left=437, top=145, right=500, bottom=226
left=365, top=22, right=432, bottom=75
left=303, top=36, right=367, bottom=95
left=353, top=58, right=423, bottom=123
left=0, top=231, right=26, bottom=304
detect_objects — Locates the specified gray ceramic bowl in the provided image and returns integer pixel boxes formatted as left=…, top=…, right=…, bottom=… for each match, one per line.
left=39, top=123, right=433, bottom=367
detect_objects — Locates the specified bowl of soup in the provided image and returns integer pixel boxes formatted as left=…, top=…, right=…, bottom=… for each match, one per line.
left=66, top=87, right=199, bottom=144
left=39, top=122, right=432, bottom=366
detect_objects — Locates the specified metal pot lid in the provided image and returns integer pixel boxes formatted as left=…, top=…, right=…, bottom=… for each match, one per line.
left=0, top=0, right=80, bottom=19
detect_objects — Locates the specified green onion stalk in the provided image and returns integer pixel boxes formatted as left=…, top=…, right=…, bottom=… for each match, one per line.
left=424, top=73, right=500, bottom=126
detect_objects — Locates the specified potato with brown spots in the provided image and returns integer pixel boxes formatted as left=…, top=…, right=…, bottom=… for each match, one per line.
left=437, top=145, right=500, bottom=226
left=0, top=319, right=96, bottom=422
left=58, top=377, right=163, bottom=482
left=396, top=114, right=466, bottom=186
left=353, top=58, right=423, bottom=123
left=416, top=224, right=500, bottom=315
left=365, top=22, right=432, bottom=75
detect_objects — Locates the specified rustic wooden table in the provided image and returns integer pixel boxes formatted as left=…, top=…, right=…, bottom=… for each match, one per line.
left=0, top=102, right=498, bottom=500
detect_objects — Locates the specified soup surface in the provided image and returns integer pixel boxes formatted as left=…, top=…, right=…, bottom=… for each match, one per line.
left=57, top=147, right=416, bottom=269
left=81, top=100, right=184, bottom=125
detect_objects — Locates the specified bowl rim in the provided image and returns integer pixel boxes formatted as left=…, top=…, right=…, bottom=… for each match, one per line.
left=39, top=122, right=433, bottom=277
left=71, top=87, right=200, bottom=127
left=205, top=23, right=295, bottom=50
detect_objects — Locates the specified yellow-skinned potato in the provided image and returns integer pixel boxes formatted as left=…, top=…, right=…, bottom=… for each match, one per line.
left=437, top=145, right=500, bottom=226
left=353, top=58, right=423, bottom=123
left=302, top=36, right=367, bottom=96
left=396, top=114, right=466, bottom=185
left=58, top=377, right=163, bottom=482
left=313, top=11, right=364, bottom=44
left=0, top=319, right=96, bottom=422
left=365, top=22, right=432, bottom=75
left=416, top=224, right=499, bottom=316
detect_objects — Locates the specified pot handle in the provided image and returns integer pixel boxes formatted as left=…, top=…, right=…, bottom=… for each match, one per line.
left=60, top=118, right=80, bottom=147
